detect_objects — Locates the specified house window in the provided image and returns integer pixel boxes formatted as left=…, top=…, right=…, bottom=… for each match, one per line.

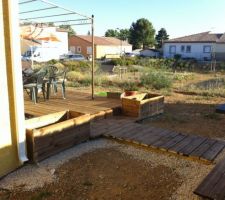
left=70, top=46, right=76, bottom=53
left=169, top=45, right=176, bottom=54
left=203, top=45, right=211, bottom=53
left=181, top=45, right=185, bottom=52
left=87, top=47, right=92, bottom=55
left=186, top=45, right=191, bottom=53
left=77, top=46, right=81, bottom=53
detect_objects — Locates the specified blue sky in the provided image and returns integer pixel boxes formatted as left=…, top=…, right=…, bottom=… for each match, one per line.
left=20, top=0, right=225, bottom=39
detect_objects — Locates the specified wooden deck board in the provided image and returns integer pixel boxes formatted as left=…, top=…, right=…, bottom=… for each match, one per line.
left=25, top=90, right=121, bottom=118
left=201, top=141, right=225, bottom=161
left=91, top=118, right=225, bottom=162
left=194, top=157, right=225, bottom=199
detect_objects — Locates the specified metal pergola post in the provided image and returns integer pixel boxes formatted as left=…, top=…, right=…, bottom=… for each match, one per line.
left=91, top=15, right=95, bottom=100
left=19, top=0, right=95, bottom=99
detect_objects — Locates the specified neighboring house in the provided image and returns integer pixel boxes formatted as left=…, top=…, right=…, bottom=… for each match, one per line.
left=163, top=32, right=225, bottom=61
left=140, top=48, right=160, bottom=58
left=69, top=35, right=132, bottom=59
left=20, top=25, right=69, bottom=62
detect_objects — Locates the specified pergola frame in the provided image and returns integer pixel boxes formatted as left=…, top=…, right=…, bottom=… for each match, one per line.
left=19, top=0, right=95, bottom=99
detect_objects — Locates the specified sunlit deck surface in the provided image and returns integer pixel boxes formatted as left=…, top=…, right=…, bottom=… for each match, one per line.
left=24, top=89, right=121, bottom=118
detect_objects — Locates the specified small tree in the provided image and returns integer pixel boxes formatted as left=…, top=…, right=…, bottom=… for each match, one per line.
left=59, top=25, right=76, bottom=37
left=129, top=18, right=155, bottom=49
left=155, top=28, right=169, bottom=49
left=105, top=29, right=119, bottom=37
left=118, top=29, right=130, bottom=41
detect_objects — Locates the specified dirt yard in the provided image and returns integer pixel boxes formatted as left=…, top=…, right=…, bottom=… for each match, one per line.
left=145, top=92, right=225, bottom=140
left=0, top=139, right=213, bottom=200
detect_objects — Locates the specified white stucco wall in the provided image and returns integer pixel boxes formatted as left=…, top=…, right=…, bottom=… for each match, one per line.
left=163, top=43, right=214, bottom=60
left=23, top=27, right=68, bottom=62
left=96, top=45, right=132, bottom=59
left=216, top=44, right=225, bottom=52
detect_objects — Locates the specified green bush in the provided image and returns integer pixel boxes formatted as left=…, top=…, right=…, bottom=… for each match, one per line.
left=67, top=71, right=85, bottom=81
left=141, top=71, right=172, bottom=90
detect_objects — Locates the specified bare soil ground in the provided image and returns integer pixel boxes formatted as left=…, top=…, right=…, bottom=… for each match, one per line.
left=145, top=92, right=225, bottom=140
left=1, top=148, right=181, bottom=200
left=0, top=138, right=214, bottom=200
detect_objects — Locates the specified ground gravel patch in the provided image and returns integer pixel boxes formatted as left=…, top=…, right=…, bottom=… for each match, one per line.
left=0, top=138, right=214, bottom=200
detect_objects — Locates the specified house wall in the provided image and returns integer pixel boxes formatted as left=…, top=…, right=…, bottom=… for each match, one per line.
left=96, top=45, right=132, bottom=59
left=21, top=27, right=69, bottom=62
left=163, top=42, right=213, bottom=60
left=215, top=44, right=225, bottom=61
left=0, top=0, right=26, bottom=178
left=55, top=31, right=69, bottom=56
left=69, top=36, right=132, bottom=59
left=69, top=36, right=96, bottom=58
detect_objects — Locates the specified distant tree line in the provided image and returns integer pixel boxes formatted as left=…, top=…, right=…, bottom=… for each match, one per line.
left=104, top=18, right=169, bottom=50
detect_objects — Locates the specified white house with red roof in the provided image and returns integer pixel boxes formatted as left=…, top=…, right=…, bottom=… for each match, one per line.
left=163, top=32, right=225, bottom=61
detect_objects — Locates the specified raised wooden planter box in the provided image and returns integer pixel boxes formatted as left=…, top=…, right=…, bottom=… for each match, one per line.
left=107, top=92, right=122, bottom=99
left=25, top=110, right=91, bottom=162
left=122, top=93, right=164, bottom=120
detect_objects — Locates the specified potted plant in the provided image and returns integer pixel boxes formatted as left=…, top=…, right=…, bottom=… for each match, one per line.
left=123, top=81, right=138, bottom=96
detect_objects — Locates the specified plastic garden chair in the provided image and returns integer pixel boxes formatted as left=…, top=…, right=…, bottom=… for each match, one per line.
left=23, top=70, right=47, bottom=104
left=46, top=67, right=68, bottom=99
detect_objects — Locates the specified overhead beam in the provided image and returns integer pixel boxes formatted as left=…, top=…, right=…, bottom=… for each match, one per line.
left=45, top=18, right=90, bottom=24
left=19, top=6, right=57, bottom=14
left=39, top=0, right=92, bottom=20
left=20, top=12, right=75, bottom=20
left=19, top=0, right=38, bottom=5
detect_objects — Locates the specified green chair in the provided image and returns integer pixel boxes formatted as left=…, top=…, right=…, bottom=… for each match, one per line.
left=46, top=67, right=68, bottom=99
left=24, top=70, right=47, bottom=104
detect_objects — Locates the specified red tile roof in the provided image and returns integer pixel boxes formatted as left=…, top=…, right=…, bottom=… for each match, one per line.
left=165, top=32, right=225, bottom=43
left=72, top=35, right=132, bottom=46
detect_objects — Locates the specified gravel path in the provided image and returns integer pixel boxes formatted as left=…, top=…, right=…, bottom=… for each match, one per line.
left=0, top=138, right=215, bottom=199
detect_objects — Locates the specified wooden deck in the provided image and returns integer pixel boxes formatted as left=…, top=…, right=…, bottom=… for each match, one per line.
left=194, top=157, right=225, bottom=200
left=24, top=90, right=121, bottom=118
left=91, top=118, right=225, bottom=162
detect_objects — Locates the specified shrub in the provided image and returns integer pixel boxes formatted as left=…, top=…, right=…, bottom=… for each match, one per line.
left=47, top=59, right=58, bottom=65
left=141, top=71, right=172, bottom=90
left=67, top=71, right=85, bottom=81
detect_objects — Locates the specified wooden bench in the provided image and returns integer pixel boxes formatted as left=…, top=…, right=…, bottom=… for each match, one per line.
left=194, top=156, right=225, bottom=199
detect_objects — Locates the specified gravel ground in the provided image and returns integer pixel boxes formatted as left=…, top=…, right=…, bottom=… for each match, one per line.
left=0, top=138, right=215, bottom=199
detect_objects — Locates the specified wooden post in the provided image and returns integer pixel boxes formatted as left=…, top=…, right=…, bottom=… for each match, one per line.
left=91, top=15, right=95, bottom=100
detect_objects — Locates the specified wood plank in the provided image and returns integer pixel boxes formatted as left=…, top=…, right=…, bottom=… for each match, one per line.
left=151, top=132, right=179, bottom=149
left=25, top=90, right=121, bottom=117
left=194, top=158, right=225, bottom=199
left=158, top=134, right=187, bottom=151
left=189, top=139, right=217, bottom=159
left=104, top=122, right=136, bottom=137
left=144, top=129, right=172, bottom=147
left=201, top=141, right=225, bottom=161
left=180, top=136, right=207, bottom=156
left=210, top=173, right=225, bottom=200
left=168, top=135, right=198, bottom=154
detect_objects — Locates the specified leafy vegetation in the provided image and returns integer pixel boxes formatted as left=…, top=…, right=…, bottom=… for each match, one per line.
left=129, top=18, right=155, bottom=49
left=155, top=28, right=169, bottom=49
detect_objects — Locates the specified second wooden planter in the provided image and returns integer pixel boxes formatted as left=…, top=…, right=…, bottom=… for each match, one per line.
left=122, top=93, right=164, bottom=120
